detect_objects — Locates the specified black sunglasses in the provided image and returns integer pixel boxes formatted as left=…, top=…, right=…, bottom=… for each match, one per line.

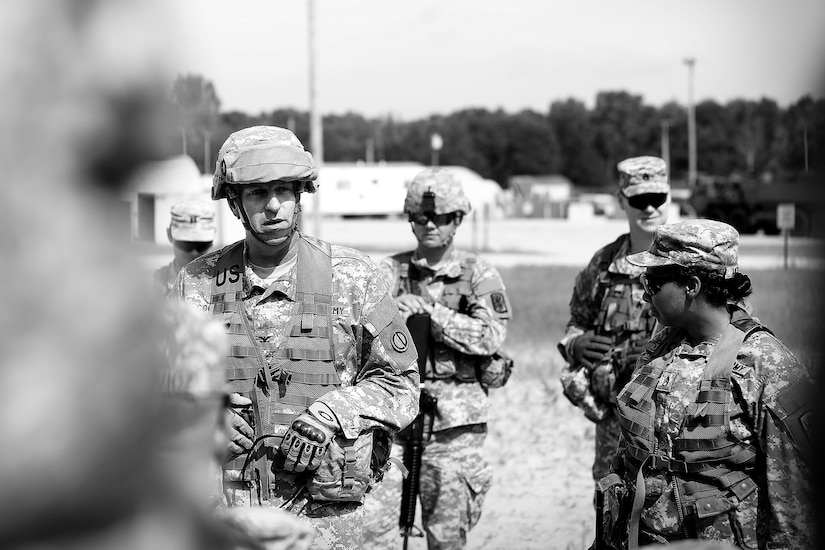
left=408, top=212, right=459, bottom=226
left=624, top=193, right=668, bottom=210
left=639, top=271, right=682, bottom=295
left=175, top=241, right=212, bottom=254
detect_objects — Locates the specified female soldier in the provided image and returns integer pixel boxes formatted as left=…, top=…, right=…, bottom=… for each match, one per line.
left=599, top=219, right=813, bottom=550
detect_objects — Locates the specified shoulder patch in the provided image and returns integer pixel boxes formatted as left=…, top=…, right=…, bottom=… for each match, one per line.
left=390, top=331, right=409, bottom=353
left=491, top=292, right=508, bottom=314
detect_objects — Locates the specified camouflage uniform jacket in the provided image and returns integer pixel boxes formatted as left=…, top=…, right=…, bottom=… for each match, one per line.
left=615, top=324, right=813, bottom=549
left=558, top=233, right=651, bottom=369
left=380, top=249, right=511, bottom=432
left=172, top=233, right=420, bottom=497
left=154, top=260, right=179, bottom=298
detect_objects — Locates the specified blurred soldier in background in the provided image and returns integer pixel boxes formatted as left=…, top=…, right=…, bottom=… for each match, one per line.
left=172, top=125, right=420, bottom=549
left=558, top=157, right=670, bottom=495
left=154, top=199, right=216, bottom=297
left=363, top=168, right=513, bottom=550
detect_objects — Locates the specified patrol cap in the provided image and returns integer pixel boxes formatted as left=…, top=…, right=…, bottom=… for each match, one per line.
left=213, top=126, right=318, bottom=200
left=617, top=156, right=669, bottom=197
left=169, top=199, right=216, bottom=242
left=404, top=168, right=472, bottom=215
left=627, top=219, right=739, bottom=278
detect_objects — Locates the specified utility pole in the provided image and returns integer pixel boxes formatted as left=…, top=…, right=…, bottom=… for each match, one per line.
left=803, top=124, right=809, bottom=173
left=660, top=119, right=671, bottom=179
left=308, top=0, right=322, bottom=237
left=684, top=58, right=697, bottom=189
left=203, top=130, right=211, bottom=174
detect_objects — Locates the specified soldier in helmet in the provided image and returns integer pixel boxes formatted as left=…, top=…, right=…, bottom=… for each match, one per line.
left=154, top=198, right=216, bottom=297
left=171, top=126, right=420, bottom=549
left=596, top=219, right=813, bottom=549
left=363, top=168, right=513, bottom=550
left=558, top=156, right=670, bottom=503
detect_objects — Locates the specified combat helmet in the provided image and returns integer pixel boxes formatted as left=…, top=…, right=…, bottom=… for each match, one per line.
left=212, top=126, right=318, bottom=201
left=404, top=168, right=472, bottom=216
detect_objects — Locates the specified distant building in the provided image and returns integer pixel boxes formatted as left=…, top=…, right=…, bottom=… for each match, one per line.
left=301, top=162, right=508, bottom=219
left=508, top=174, right=573, bottom=218
left=121, top=155, right=241, bottom=245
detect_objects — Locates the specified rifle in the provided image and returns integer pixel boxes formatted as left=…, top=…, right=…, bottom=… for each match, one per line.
left=399, top=313, right=435, bottom=549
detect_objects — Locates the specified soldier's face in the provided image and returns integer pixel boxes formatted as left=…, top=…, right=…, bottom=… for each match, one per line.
left=643, top=267, right=688, bottom=327
left=620, top=192, right=670, bottom=234
left=238, top=181, right=298, bottom=245
left=410, top=211, right=461, bottom=249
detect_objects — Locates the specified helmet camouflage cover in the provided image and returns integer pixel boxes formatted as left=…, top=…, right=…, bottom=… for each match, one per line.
left=212, top=126, right=318, bottom=200
left=404, top=168, right=472, bottom=215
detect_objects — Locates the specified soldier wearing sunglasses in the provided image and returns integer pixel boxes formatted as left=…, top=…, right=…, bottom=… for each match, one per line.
left=596, top=219, right=813, bottom=549
left=558, top=156, right=671, bottom=501
left=154, top=199, right=216, bottom=297
left=363, top=168, right=512, bottom=550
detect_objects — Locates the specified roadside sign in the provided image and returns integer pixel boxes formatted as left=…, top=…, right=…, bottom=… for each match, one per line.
left=777, top=203, right=795, bottom=230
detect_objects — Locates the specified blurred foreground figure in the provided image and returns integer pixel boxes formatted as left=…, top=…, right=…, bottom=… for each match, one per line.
left=154, top=199, right=217, bottom=297
left=558, top=157, right=670, bottom=493
left=595, top=220, right=813, bottom=549
left=0, top=2, right=312, bottom=549
left=172, top=126, right=420, bottom=549
left=158, top=302, right=314, bottom=550
left=362, top=168, right=513, bottom=550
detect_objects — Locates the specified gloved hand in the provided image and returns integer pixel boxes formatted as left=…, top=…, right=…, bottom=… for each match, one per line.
left=571, top=332, right=614, bottom=371
left=395, top=294, right=433, bottom=317
left=226, top=393, right=255, bottom=461
left=280, top=401, right=340, bottom=473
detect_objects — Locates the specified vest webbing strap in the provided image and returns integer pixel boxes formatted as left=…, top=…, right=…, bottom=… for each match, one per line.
left=290, top=325, right=330, bottom=338
left=211, top=291, right=245, bottom=303
left=211, top=301, right=242, bottom=314
left=619, top=415, right=654, bottom=441
left=673, top=435, right=736, bottom=452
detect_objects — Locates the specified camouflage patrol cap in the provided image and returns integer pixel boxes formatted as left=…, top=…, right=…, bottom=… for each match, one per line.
left=404, top=168, right=472, bottom=215
left=213, top=125, right=318, bottom=200
left=169, top=198, right=216, bottom=242
left=617, top=156, right=669, bottom=197
left=627, top=219, right=740, bottom=278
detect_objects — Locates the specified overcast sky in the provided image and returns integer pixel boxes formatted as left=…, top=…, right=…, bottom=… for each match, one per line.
left=167, top=0, right=825, bottom=120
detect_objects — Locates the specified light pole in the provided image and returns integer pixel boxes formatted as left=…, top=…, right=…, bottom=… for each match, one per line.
left=430, top=133, right=442, bottom=167
left=308, top=0, right=322, bottom=237
left=684, top=57, right=697, bottom=188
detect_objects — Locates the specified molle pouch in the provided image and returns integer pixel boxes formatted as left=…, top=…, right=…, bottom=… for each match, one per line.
left=561, top=364, right=608, bottom=423
left=431, top=346, right=458, bottom=378
left=307, top=431, right=374, bottom=503
left=590, top=358, right=617, bottom=403
left=478, top=350, right=515, bottom=389
left=692, top=496, right=738, bottom=545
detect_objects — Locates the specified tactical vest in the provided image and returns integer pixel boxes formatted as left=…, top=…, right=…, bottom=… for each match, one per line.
left=208, top=237, right=341, bottom=480
left=396, top=253, right=479, bottom=382
left=593, top=235, right=655, bottom=343
left=617, top=308, right=769, bottom=545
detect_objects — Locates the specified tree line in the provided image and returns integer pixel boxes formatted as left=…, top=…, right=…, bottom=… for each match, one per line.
left=167, top=74, right=824, bottom=189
